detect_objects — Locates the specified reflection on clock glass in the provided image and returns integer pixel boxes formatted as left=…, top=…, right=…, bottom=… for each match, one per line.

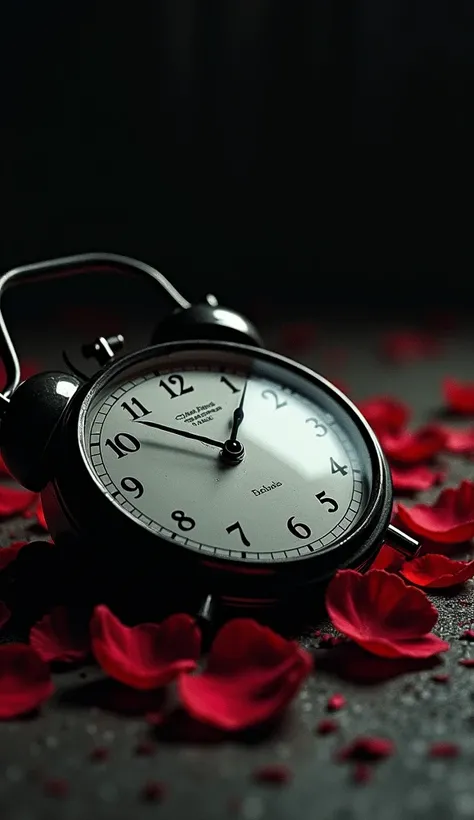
left=81, top=347, right=373, bottom=562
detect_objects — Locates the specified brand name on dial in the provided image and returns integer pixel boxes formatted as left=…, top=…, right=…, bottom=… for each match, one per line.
left=251, top=481, right=283, bottom=497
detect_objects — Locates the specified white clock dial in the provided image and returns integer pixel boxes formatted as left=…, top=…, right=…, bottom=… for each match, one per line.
left=82, top=350, right=372, bottom=563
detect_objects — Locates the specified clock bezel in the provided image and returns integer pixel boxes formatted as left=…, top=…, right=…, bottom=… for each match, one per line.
left=43, top=339, right=393, bottom=604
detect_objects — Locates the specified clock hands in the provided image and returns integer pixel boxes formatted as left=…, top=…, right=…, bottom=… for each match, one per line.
left=133, top=419, right=225, bottom=449
left=221, top=378, right=248, bottom=465
left=133, top=378, right=249, bottom=465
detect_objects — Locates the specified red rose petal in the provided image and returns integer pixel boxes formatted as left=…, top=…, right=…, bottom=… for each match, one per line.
left=380, top=426, right=446, bottom=464
left=252, top=764, right=293, bottom=785
left=459, top=658, right=474, bottom=668
left=0, top=487, right=37, bottom=519
left=358, top=397, right=410, bottom=436
left=460, top=630, right=474, bottom=641
left=178, top=618, right=312, bottom=731
left=326, top=570, right=449, bottom=659
left=141, top=781, right=166, bottom=803
left=443, top=378, right=474, bottom=415
left=337, top=736, right=394, bottom=762
left=316, top=718, right=339, bottom=735
left=435, top=425, right=474, bottom=455
left=327, top=693, right=346, bottom=712
left=390, top=465, right=444, bottom=493
left=397, top=480, right=474, bottom=544
left=0, top=643, right=54, bottom=718
left=30, top=607, right=90, bottom=664
left=90, top=606, right=201, bottom=690
left=400, top=554, right=474, bottom=589
left=22, top=497, right=47, bottom=530
left=0, top=601, right=11, bottom=629
left=382, top=331, right=438, bottom=363
left=429, top=742, right=459, bottom=759
left=432, top=673, right=450, bottom=683
left=371, top=545, right=404, bottom=573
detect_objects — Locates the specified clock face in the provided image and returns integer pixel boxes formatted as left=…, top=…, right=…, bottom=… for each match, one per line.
left=81, top=347, right=373, bottom=563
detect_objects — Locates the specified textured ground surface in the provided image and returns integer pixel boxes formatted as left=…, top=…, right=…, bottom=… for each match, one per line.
left=1, top=305, right=474, bottom=820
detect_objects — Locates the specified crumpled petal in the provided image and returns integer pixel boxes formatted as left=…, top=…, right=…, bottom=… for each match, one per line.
left=390, top=465, right=444, bottom=493
left=400, top=554, right=474, bottom=589
left=358, top=397, right=410, bottom=436
left=325, top=569, right=449, bottom=659
left=178, top=618, right=312, bottom=731
left=443, top=378, right=474, bottom=415
left=380, top=425, right=446, bottom=464
left=397, top=480, right=474, bottom=544
left=30, top=607, right=90, bottom=664
left=90, top=606, right=201, bottom=690
left=0, top=487, right=37, bottom=519
left=0, top=643, right=54, bottom=718
left=435, top=425, right=474, bottom=455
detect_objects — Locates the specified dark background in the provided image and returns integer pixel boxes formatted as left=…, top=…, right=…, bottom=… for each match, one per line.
left=1, top=1, right=473, bottom=315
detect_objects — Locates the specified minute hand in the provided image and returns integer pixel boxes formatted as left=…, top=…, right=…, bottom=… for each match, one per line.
left=134, top=419, right=225, bottom=449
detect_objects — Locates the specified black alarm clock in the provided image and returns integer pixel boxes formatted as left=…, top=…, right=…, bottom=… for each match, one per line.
left=0, top=254, right=418, bottom=621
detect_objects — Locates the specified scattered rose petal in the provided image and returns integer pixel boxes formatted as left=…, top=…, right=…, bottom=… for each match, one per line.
left=400, top=554, right=474, bottom=589
left=443, top=378, right=474, bottom=415
left=337, top=736, right=394, bottom=762
left=432, top=673, right=450, bottom=683
left=141, top=781, right=166, bottom=803
left=380, top=426, right=446, bottom=464
left=0, top=601, right=11, bottom=629
left=316, top=718, right=339, bottom=735
left=0, top=487, right=37, bottom=519
left=43, top=778, right=70, bottom=798
left=326, top=570, right=449, bottom=659
left=358, top=397, right=410, bottom=436
left=253, top=764, right=293, bottom=786
left=397, top=481, right=474, bottom=544
left=0, top=644, right=54, bottom=718
left=23, top=497, right=47, bottom=530
left=429, top=742, right=459, bottom=759
left=352, top=763, right=372, bottom=784
left=459, top=658, right=474, bottom=668
left=435, top=425, right=474, bottom=455
left=30, top=607, right=90, bottom=664
left=90, top=606, right=201, bottom=690
left=0, top=540, right=28, bottom=572
left=391, top=465, right=444, bottom=493
left=370, top=545, right=404, bottom=573
left=382, top=331, right=438, bottom=363
left=460, top=630, right=474, bottom=641
left=327, top=693, right=346, bottom=712
left=178, top=618, right=312, bottom=731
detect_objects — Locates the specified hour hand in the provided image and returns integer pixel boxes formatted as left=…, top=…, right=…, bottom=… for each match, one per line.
left=133, top=419, right=225, bottom=449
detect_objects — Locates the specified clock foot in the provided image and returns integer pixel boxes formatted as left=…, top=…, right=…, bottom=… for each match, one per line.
left=196, top=593, right=215, bottom=626
left=385, top=524, right=419, bottom=557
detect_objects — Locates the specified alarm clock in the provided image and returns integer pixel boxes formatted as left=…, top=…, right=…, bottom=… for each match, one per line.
left=0, top=254, right=418, bottom=622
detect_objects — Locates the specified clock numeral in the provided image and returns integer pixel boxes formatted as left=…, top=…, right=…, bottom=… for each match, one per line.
left=105, top=433, right=141, bottom=459
left=225, top=521, right=250, bottom=547
left=315, top=490, right=338, bottom=513
left=330, top=457, right=348, bottom=476
left=159, top=374, right=194, bottom=399
left=121, top=397, right=151, bottom=420
left=262, top=389, right=287, bottom=410
left=287, top=516, right=312, bottom=539
left=171, top=509, right=196, bottom=531
left=120, top=476, right=144, bottom=498
left=306, top=417, right=327, bottom=437
left=220, top=375, right=240, bottom=394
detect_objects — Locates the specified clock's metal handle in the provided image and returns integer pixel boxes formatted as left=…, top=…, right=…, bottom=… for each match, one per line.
left=0, top=252, right=191, bottom=402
